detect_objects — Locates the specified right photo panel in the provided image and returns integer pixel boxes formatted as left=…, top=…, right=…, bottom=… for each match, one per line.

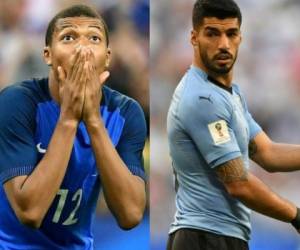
left=151, top=1, right=300, bottom=250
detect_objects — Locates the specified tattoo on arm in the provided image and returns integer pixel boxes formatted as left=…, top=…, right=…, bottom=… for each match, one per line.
left=216, top=158, right=248, bottom=183
left=249, top=139, right=258, bottom=159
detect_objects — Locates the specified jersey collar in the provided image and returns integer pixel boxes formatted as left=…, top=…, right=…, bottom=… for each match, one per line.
left=190, top=65, right=233, bottom=94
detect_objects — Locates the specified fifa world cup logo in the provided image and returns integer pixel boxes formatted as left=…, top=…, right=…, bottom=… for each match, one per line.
left=215, top=122, right=223, bottom=137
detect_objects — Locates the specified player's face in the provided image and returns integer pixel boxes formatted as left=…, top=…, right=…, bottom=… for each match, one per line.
left=43, top=17, right=110, bottom=79
left=191, top=17, right=241, bottom=75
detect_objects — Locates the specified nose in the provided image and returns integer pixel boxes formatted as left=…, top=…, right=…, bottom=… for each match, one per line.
left=218, top=34, right=230, bottom=50
left=77, top=36, right=90, bottom=47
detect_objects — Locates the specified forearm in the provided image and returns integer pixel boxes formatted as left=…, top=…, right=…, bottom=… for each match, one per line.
left=17, top=119, right=77, bottom=220
left=86, top=118, right=146, bottom=228
left=235, top=172, right=296, bottom=222
left=257, top=143, right=300, bottom=172
left=217, top=158, right=297, bottom=223
left=250, top=132, right=300, bottom=172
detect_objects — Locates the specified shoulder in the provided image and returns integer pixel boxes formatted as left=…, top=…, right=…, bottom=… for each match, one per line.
left=102, top=85, right=144, bottom=119
left=0, top=79, right=46, bottom=127
left=179, top=83, right=232, bottom=117
left=232, top=83, right=249, bottom=109
left=0, top=78, right=48, bottom=104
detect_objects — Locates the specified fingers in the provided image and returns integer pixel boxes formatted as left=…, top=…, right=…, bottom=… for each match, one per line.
left=99, top=71, right=110, bottom=86
left=69, top=46, right=82, bottom=76
left=85, top=48, right=109, bottom=86
left=57, top=66, right=66, bottom=82
left=66, top=47, right=109, bottom=89
left=73, top=51, right=86, bottom=85
left=70, top=49, right=85, bottom=82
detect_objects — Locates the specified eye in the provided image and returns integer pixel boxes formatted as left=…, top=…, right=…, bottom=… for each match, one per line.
left=227, top=32, right=237, bottom=38
left=62, top=35, right=75, bottom=42
left=90, top=36, right=101, bottom=43
left=206, top=31, right=219, bottom=37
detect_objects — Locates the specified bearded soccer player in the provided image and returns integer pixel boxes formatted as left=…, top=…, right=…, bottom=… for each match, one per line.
left=0, top=4, right=147, bottom=249
left=167, top=0, right=300, bottom=249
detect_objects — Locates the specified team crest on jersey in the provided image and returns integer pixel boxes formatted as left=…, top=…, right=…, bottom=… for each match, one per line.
left=208, top=120, right=231, bottom=145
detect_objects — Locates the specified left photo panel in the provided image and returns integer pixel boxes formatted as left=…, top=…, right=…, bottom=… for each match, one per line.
left=0, top=0, right=149, bottom=249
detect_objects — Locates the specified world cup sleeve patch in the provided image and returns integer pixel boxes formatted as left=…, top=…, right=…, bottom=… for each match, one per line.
left=208, top=120, right=231, bottom=145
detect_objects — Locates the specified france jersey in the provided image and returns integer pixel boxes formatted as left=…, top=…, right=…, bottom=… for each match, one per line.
left=0, top=78, right=147, bottom=249
left=167, top=65, right=262, bottom=241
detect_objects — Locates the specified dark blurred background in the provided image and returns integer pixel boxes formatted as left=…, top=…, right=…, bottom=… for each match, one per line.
left=151, top=0, right=300, bottom=250
left=0, top=0, right=149, bottom=249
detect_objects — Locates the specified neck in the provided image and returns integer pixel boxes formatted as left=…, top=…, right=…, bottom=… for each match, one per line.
left=192, top=57, right=233, bottom=87
left=48, top=69, right=60, bottom=104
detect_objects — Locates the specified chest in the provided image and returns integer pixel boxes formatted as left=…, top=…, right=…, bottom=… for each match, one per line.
left=33, top=101, right=125, bottom=187
left=230, top=94, right=249, bottom=154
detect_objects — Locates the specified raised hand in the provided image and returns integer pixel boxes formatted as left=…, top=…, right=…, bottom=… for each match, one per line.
left=57, top=46, right=88, bottom=124
left=82, top=48, right=110, bottom=124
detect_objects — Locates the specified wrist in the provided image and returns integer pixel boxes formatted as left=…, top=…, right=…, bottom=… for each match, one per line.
left=84, top=114, right=102, bottom=127
left=291, top=207, right=300, bottom=230
left=85, top=117, right=105, bottom=133
left=57, top=116, right=79, bottom=129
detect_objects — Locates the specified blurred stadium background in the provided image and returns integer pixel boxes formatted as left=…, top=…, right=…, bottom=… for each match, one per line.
left=0, top=0, right=149, bottom=249
left=151, top=0, right=300, bottom=250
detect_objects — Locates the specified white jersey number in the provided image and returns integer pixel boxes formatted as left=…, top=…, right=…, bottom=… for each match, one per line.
left=52, top=188, right=83, bottom=225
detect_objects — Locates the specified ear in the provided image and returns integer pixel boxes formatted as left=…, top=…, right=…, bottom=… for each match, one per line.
left=105, top=47, right=111, bottom=69
left=43, top=46, right=52, bottom=66
left=190, top=30, right=199, bottom=47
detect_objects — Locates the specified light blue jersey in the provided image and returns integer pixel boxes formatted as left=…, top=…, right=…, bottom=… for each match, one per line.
left=167, top=66, right=262, bottom=241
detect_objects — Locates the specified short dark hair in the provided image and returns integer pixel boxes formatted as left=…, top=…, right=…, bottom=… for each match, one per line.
left=192, top=0, right=242, bottom=29
left=45, top=4, right=109, bottom=46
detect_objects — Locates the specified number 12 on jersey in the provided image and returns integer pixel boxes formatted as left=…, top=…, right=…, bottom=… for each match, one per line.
left=52, top=188, right=83, bottom=226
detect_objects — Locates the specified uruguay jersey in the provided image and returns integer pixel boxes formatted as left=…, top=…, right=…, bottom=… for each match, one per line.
left=167, top=65, right=262, bottom=241
left=0, top=78, right=146, bottom=249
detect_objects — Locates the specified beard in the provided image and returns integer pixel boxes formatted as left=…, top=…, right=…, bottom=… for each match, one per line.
left=199, top=45, right=238, bottom=75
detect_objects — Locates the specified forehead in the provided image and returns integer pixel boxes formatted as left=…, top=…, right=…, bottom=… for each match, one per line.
left=55, top=16, right=104, bottom=31
left=201, top=17, right=240, bottom=31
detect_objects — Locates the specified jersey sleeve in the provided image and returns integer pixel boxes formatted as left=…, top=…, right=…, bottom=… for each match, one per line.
left=242, top=99, right=262, bottom=140
left=0, top=86, right=38, bottom=184
left=245, top=111, right=262, bottom=139
left=236, top=88, right=262, bottom=139
left=179, top=94, right=241, bottom=168
left=116, top=100, right=147, bottom=181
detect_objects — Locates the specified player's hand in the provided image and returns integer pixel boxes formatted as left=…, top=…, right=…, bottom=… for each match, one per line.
left=82, top=48, right=110, bottom=125
left=57, top=46, right=89, bottom=124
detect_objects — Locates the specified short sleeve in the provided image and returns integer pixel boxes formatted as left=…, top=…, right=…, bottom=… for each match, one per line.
left=0, top=86, right=38, bottom=184
left=179, top=94, right=241, bottom=168
left=116, top=100, right=147, bottom=181
left=244, top=104, right=262, bottom=140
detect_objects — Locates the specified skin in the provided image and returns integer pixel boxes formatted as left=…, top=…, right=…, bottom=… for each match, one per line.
left=191, top=17, right=300, bottom=230
left=4, top=16, right=146, bottom=229
left=191, top=17, right=241, bottom=86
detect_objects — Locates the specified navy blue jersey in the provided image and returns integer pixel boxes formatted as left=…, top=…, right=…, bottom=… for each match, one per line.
left=0, top=78, right=146, bottom=249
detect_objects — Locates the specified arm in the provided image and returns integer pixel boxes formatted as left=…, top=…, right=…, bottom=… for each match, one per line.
left=216, top=157, right=297, bottom=223
left=249, top=131, right=300, bottom=172
left=3, top=47, right=86, bottom=228
left=82, top=49, right=146, bottom=229
left=86, top=120, right=146, bottom=230
left=4, top=120, right=77, bottom=229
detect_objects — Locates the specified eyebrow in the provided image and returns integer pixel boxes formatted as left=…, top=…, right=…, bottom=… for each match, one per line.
left=204, top=26, right=239, bottom=32
left=205, top=27, right=219, bottom=32
left=88, top=25, right=103, bottom=32
left=56, top=24, right=104, bottom=35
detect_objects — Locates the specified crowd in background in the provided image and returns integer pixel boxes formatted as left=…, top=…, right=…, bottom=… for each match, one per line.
left=151, top=0, right=300, bottom=249
left=0, top=0, right=149, bottom=249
